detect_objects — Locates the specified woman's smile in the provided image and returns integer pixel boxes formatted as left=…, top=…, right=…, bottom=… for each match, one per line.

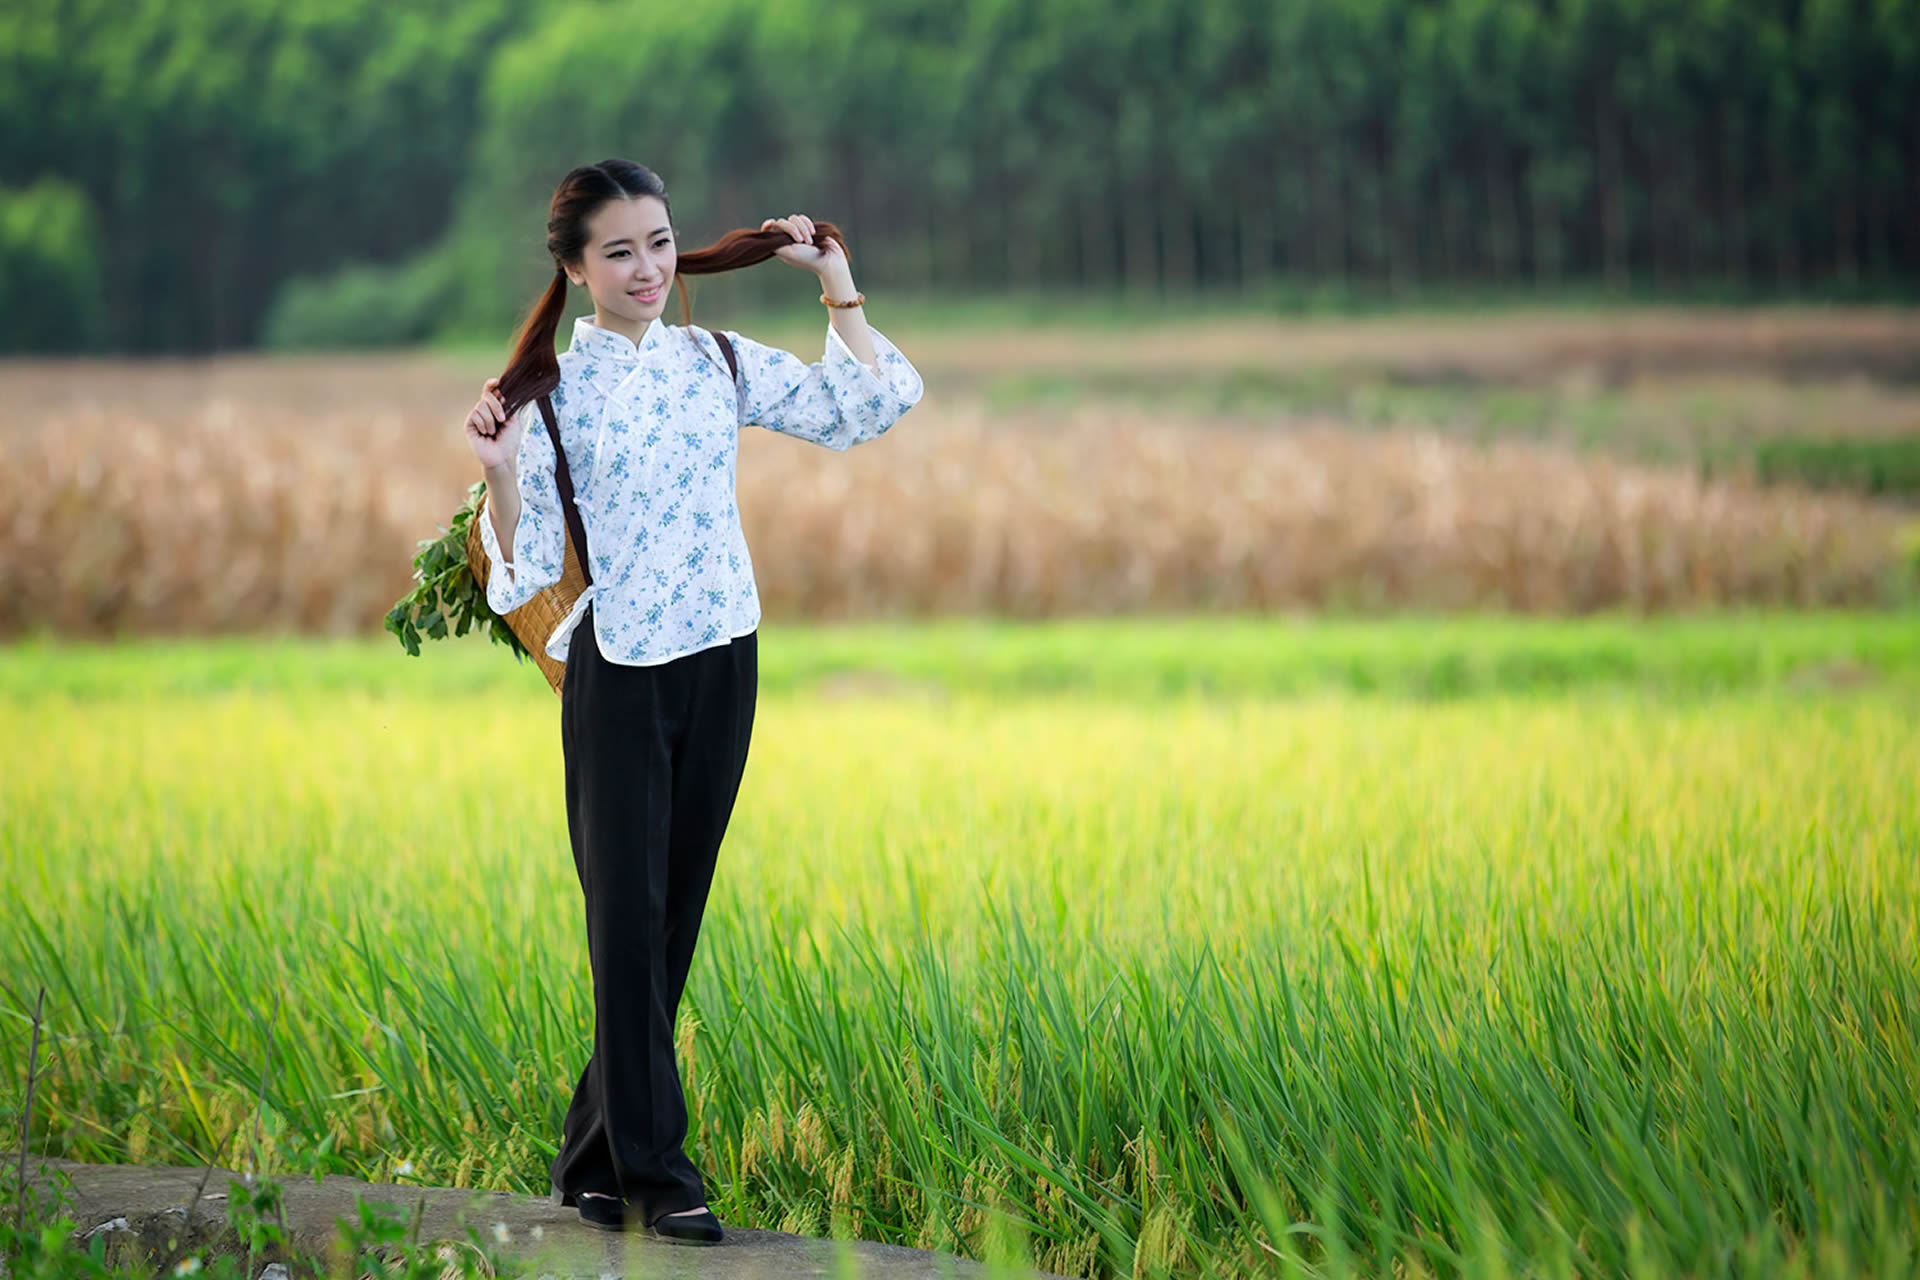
left=630, top=283, right=664, bottom=303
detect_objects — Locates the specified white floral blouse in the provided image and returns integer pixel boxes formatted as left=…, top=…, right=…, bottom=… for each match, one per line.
left=480, top=312, right=924, bottom=666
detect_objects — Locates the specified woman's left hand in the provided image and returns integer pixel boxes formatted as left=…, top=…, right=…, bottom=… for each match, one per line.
left=763, top=213, right=846, bottom=274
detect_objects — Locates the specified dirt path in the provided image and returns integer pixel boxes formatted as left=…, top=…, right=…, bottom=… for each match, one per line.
left=23, top=1155, right=1066, bottom=1280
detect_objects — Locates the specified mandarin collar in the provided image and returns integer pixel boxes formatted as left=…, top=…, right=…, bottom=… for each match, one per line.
left=567, top=313, right=670, bottom=363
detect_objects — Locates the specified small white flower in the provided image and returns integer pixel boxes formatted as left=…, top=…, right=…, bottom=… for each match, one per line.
left=491, top=1222, right=512, bottom=1245
left=173, top=1258, right=203, bottom=1276
left=396, top=1161, right=415, bottom=1176
left=529, top=1226, right=544, bottom=1242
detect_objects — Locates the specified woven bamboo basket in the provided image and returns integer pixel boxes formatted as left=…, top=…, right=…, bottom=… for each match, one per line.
left=466, top=490, right=588, bottom=696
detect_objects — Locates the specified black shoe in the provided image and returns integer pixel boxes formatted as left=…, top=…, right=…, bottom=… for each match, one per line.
left=647, top=1207, right=723, bottom=1245
left=575, top=1191, right=634, bottom=1232
left=550, top=1182, right=621, bottom=1209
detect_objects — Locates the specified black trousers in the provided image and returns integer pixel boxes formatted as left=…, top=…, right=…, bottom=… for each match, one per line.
left=548, top=604, right=757, bottom=1225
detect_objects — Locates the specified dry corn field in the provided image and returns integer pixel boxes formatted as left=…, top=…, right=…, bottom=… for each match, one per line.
left=4, top=309, right=1916, bottom=637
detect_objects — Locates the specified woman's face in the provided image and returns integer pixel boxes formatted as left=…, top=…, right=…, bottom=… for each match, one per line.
left=564, top=194, right=676, bottom=335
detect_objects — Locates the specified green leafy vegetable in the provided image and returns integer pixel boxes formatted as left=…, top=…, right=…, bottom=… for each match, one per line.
left=385, top=481, right=530, bottom=662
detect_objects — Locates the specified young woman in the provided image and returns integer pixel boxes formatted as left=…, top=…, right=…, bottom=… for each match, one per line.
left=463, top=159, right=923, bottom=1243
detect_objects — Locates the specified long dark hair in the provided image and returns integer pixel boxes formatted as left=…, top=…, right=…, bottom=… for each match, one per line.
left=495, top=159, right=849, bottom=422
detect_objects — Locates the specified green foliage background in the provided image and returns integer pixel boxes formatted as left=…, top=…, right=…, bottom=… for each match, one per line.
left=0, top=177, right=102, bottom=351
left=3, top=0, right=1917, bottom=353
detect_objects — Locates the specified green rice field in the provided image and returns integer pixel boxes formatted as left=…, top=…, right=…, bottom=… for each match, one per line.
left=3, top=615, right=1917, bottom=1279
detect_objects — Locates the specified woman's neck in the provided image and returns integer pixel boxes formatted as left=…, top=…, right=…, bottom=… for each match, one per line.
left=592, top=311, right=653, bottom=348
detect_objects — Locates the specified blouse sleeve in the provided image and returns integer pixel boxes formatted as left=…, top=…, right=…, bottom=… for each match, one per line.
left=477, top=400, right=567, bottom=615
left=722, top=321, right=924, bottom=450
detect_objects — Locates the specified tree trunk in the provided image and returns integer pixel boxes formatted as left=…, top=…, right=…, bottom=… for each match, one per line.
left=1833, top=192, right=1857, bottom=284
left=1484, top=140, right=1511, bottom=285
left=1596, top=87, right=1630, bottom=288
left=1769, top=138, right=1799, bottom=288
left=1719, top=107, right=1748, bottom=281
left=1163, top=187, right=1196, bottom=291
left=1526, top=154, right=1561, bottom=284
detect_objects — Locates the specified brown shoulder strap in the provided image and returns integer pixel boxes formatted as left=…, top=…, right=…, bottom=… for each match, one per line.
left=538, top=394, right=592, bottom=588
left=710, top=329, right=738, bottom=383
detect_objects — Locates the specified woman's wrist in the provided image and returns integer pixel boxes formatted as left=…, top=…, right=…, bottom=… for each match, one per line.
left=817, top=263, right=859, bottom=303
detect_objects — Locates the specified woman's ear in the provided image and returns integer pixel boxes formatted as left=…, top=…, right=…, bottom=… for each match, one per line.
left=563, top=263, right=586, bottom=288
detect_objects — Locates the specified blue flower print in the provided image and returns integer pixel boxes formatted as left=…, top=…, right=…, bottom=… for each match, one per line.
left=475, top=311, right=923, bottom=666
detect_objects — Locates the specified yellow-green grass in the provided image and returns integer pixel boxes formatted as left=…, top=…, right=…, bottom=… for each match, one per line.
left=6, top=613, right=1919, bottom=700
left=3, top=619, right=1917, bottom=1279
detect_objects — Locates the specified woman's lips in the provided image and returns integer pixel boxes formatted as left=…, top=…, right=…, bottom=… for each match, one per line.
left=631, top=284, right=663, bottom=302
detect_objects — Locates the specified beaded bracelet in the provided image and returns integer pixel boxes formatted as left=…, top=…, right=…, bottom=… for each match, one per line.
left=820, top=291, right=865, bottom=308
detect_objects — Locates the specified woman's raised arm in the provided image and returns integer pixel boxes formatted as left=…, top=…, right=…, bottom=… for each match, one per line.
left=723, top=324, right=925, bottom=450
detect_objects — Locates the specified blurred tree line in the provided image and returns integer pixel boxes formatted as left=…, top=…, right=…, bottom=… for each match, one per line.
left=5, top=0, right=1916, bottom=353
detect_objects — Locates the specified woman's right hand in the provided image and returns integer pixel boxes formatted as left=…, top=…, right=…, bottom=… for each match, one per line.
left=465, top=376, right=522, bottom=471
